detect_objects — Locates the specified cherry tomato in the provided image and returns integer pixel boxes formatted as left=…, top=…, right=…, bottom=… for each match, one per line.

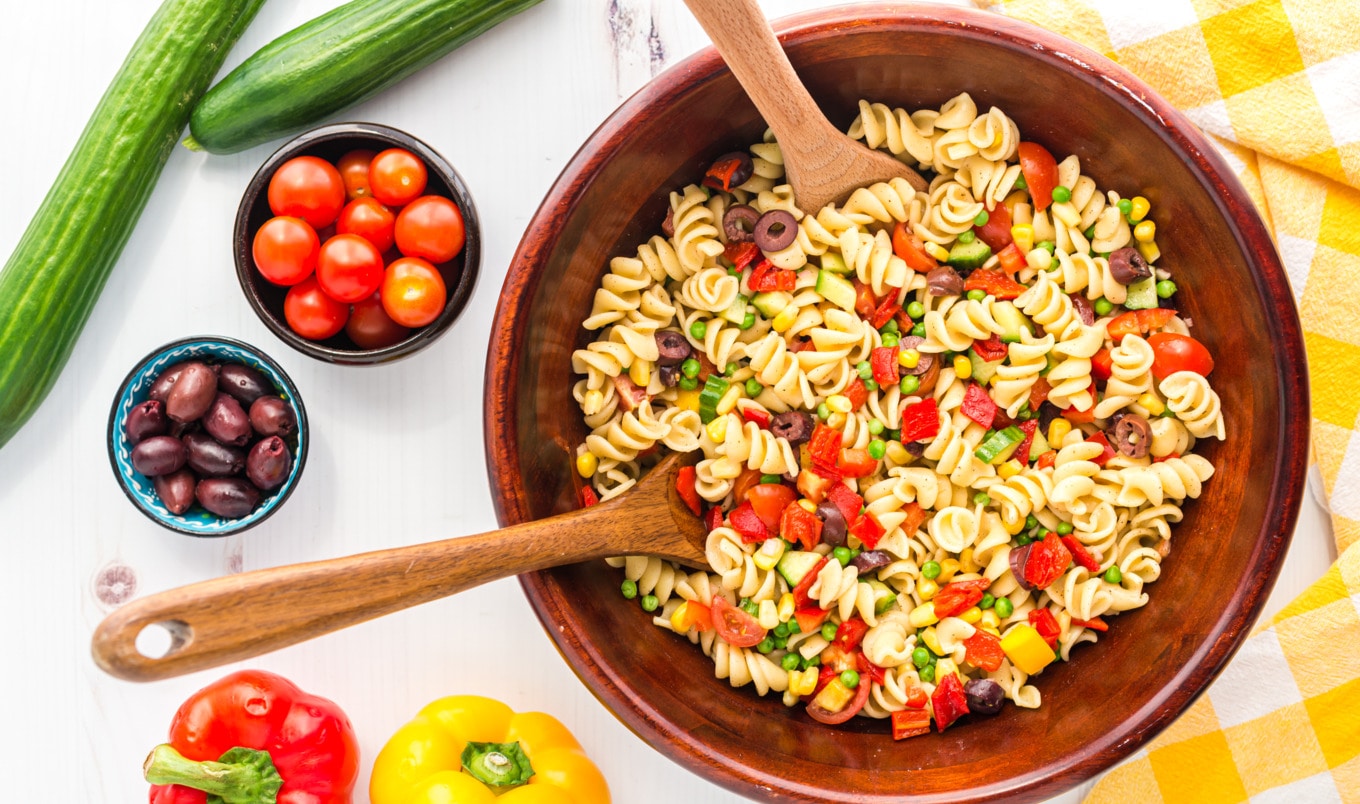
left=368, top=148, right=428, bottom=207
left=1017, top=142, right=1058, bottom=212
left=394, top=196, right=466, bottom=263
left=892, top=221, right=938, bottom=272
left=267, top=156, right=345, bottom=229
left=284, top=277, right=348, bottom=340
left=336, top=149, right=375, bottom=200
left=710, top=594, right=766, bottom=648
left=316, top=234, right=384, bottom=304
left=746, top=483, right=796, bottom=531
left=1148, top=332, right=1215, bottom=378
left=381, top=257, right=447, bottom=327
left=345, top=293, right=410, bottom=350
left=731, top=468, right=763, bottom=504
left=973, top=202, right=1013, bottom=251
left=336, top=197, right=395, bottom=253
left=806, top=675, right=871, bottom=725
left=252, top=216, right=318, bottom=286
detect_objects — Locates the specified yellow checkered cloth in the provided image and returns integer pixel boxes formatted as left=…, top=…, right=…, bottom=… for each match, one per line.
left=973, top=0, right=1360, bottom=800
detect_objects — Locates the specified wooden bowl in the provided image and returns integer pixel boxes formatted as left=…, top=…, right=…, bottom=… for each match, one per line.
left=484, top=5, right=1310, bottom=802
left=234, top=123, right=481, bottom=365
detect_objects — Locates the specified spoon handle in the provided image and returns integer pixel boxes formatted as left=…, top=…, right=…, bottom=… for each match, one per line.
left=90, top=501, right=627, bottom=682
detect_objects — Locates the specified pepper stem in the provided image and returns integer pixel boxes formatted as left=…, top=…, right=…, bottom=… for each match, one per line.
left=144, top=744, right=282, bottom=804
left=461, top=741, right=535, bottom=788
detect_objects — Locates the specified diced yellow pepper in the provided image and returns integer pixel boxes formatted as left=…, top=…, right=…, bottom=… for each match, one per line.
left=771, top=304, right=799, bottom=333
left=1138, top=392, right=1166, bottom=416
left=953, top=355, right=972, bottom=379
left=1137, top=239, right=1161, bottom=264
left=899, top=349, right=920, bottom=369
left=811, top=678, right=854, bottom=713
left=575, top=451, right=598, bottom=478
left=908, top=602, right=938, bottom=628
left=1133, top=220, right=1156, bottom=243
left=1129, top=196, right=1150, bottom=223
left=1001, top=623, right=1057, bottom=675
left=998, top=459, right=1023, bottom=479
left=925, top=242, right=951, bottom=262
left=670, top=602, right=693, bottom=632
left=936, top=657, right=960, bottom=682
left=1010, top=224, right=1035, bottom=253
left=1047, top=418, right=1072, bottom=447
left=979, top=610, right=1001, bottom=631
left=827, top=394, right=853, bottom=414
left=676, top=387, right=702, bottom=412
left=629, top=359, right=651, bottom=387
left=920, top=627, right=944, bottom=656
left=960, top=606, right=983, bottom=625
left=706, top=415, right=728, bottom=443
left=778, top=593, right=796, bottom=622
left=917, top=578, right=939, bottom=601
left=937, top=558, right=960, bottom=583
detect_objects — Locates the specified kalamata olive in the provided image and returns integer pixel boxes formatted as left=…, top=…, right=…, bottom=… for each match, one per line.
left=904, top=440, right=926, bottom=457
left=1009, top=543, right=1036, bottom=591
left=131, top=436, right=187, bottom=477
left=896, top=335, right=935, bottom=376
left=753, top=209, right=798, bottom=252
left=249, top=396, right=296, bottom=437
left=165, top=362, right=218, bottom=423
left=927, top=265, right=965, bottom=296
left=851, top=550, right=893, bottom=573
left=1113, top=413, right=1153, bottom=459
left=1070, top=294, right=1096, bottom=326
left=965, top=678, right=1006, bottom=716
left=722, top=204, right=760, bottom=243
left=202, top=393, right=253, bottom=447
left=246, top=436, right=292, bottom=490
left=658, top=364, right=681, bottom=387
left=124, top=400, right=168, bottom=445
left=196, top=478, right=260, bottom=519
left=915, top=357, right=941, bottom=397
left=816, top=501, right=848, bottom=547
left=153, top=468, right=197, bottom=515
left=706, top=151, right=754, bottom=192
left=654, top=330, right=692, bottom=366
left=148, top=362, right=190, bottom=402
left=1108, top=247, right=1152, bottom=285
left=1037, top=401, right=1063, bottom=435
left=183, top=432, right=246, bottom=477
left=217, top=363, right=273, bottom=405
left=770, top=411, right=814, bottom=445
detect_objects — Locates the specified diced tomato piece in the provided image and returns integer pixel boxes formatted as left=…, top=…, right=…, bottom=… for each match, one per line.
left=870, top=346, right=900, bottom=387
left=931, top=672, right=971, bottom=732
left=789, top=338, right=815, bottom=353
left=900, top=502, right=928, bottom=537
left=892, top=708, right=932, bottom=740
left=837, top=448, right=878, bottom=479
left=1086, top=431, right=1116, bottom=466
left=1092, top=348, right=1114, bottom=382
left=748, top=483, right=796, bottom=531
left=1036, top=450, right=1057, bottom=470
left=974, top=203, right=1013, bottom=251
left=963, top=268, right=1026, bottom=300
left=729, top=501, right=770, bottom=543
left=793, top=557, right=831, bottom=608
left=963, top=630, right=1006, bottom=672
left=694, top=352, right=719, bottom=382
left=732, top=468, right=763, bottom=504
left=712, top=593, right=768, bottom=647
left=961, top=382, right=998, bottom=428
left=675, top=466, right=703, bottom=517
left=1027, top=377, right=1052, bottom=410
left=1154, top=452, right=1181, bottom=464
left=870, top=296, right=902, bottom=330
left=793, top=606, right=830, bottom=634
left=1022, top=532, right=1072, bottom=590
left=703, top=154, right=748, bottom=192
left=1063, top=405, right=1097, bottom=425
left=971, top=334, right=1007, bottom=363
left=1072, top=616, right=1109, bottom=632
left=1061, top=534, right=1101, bottom=572
left=996, top=242, right=1026, bottom=274
left=900, top=397, right=941, bottom=442
left=834, top=619, right=870, bottom=652
left=1106, top=308, right=1177, bottom=343
left=1136, top=308, right=1177, bottom=332
left=853, top=278, right=879, bottom=319
left=724, top=240, right=760, bottom=270
left=1017, top=142, right=1059, bottom=212
left=705, top=506, right=724, bottom=532
left=855, top=651, right=887, bottom=686
left=932, top=579, right=991, bottom=618
left=780, top=502, right=824, bottom=551
left=1028, top=607, right=1063, bottom=648
left=1015, top=419, right=1039, bottom=464
left=742, top=406, right=771, bottom=429
left=749, top=259, right=796, bottom=292
left=579, top=486, right=599, bottom=508
left=892, top=221, right=938, bottom=272
left=826, top=483, right=864, bottom=527
left=612, top=373, right=648, bottom=411
left=842, top=378, right=869, bottom=411
left=1105, top=311, right=1141, bottom=343
left=848, top=512, right=886, bottom=549
left=808, top=423, right=843, bottom=469
left=796, top=469, right=834, bottom=504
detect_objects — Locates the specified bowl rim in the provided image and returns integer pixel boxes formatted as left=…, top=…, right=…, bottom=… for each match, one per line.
left=483, top=4, right=1311, bottom=801
left=106, top=334, right=310, bottom=537
left=233, top=121, right=482, bottom=366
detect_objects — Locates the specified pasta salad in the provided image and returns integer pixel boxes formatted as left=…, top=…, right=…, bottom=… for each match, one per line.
left=570, top=93, right=1222, bottom=737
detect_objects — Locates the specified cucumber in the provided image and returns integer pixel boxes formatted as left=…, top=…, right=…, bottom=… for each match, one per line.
left=1123, top=276, right=1158, bottom=310
left=820, top=252, right=851, bottom=274
left=698, top=376, right=729, bottom=424
left=947, top=240, right=992, bottom=270
left=975, top=426, right=1025, bottom=464
left=1028, top=427, right=1050, bottom=462
left=867, top=579, right=898, bottom=615
left=720, top=294, right=749, bottom=325
left=188, top=0, right=544, bottom=154
left=0, top=0, right=264, bottom=449
left=816, top=269, right=857, bottom=312
left=777, top=550, right=825, bottom=587
left=991, top=300, right=1032, bottom=343
left=968, top=350, right=1003, bottom=387
left=751, top=291, right=792, bottom=319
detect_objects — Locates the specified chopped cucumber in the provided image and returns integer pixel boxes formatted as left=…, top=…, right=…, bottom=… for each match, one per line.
left=991, top=301, right=1032, bottom=343
left=968, top=349, right=1004, bottom=387
left=698, top=375, right=729, bottom=424
left=821, top=252, right=851, bottom=274
left=947, top=240, right=992, bottom=270
left=720, top=293, right=750, bottom=324
left=867, top=579, right=898, bottom=615
left=1124, top=276, right=1158, bottom=310
left=752, top=291, right=792, bottom=319
left=816, top=269, right=857, bottom=312
left=975, top=425, right=1025, bottom=464
left=777, top=550, right=826, bottom=587
left=1028, top=427, right=1050, bottom=462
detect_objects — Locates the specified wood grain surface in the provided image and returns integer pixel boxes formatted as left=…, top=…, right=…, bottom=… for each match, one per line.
left=0, top=1, right=1335, bottom=802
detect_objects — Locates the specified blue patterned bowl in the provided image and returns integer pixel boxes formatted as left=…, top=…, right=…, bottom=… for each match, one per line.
left=107, top=336, right=308, bottom=537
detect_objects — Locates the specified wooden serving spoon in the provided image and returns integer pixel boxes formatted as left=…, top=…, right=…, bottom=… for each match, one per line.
left=683, top=0, right=927, bottom=211
left=92, top=452, right=708, bottom=682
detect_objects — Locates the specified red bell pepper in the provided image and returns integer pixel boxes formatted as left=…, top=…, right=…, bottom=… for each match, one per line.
left=892, top=708, right=932, bottom=740
left=1022, top=532, right=1072, bottom=590
left=963, top=268, right=1025, bottom=300
left=870, top=295, right=902, bottom=330
left=1063, top=405, right=1097, bottom=425
left=808, top=423, right=843, bottom=469
left=853, top=278, right=878, bottom=319
left=1154, top=452, right=1181, bottom=463
left=1036, top=450, right=1057, bottom=470
left=870, top=345, right=900, bottom=387
left=749, top=259, right=796, bottom=292
left=963, top=630, right=1006, bottom=672
left=796, top=469, right=834, bottom=503
left=892, top=221, right=938, bottom=272
left=961, top=382, right=998, bottom=429
left=932, top=579, right=991, bottom=618
left=1072, top=616, right=1109, bottom=632
left=729, top=501, right=770, bottom=543
left=974, top=203, right=1013, bottom=251
left=1028, top=607, right=1063, bottom=648
left=780, top=501, right=824, bottom=551
left=1092, top=348, right=1114, bottom=382
left=848, top=512, right=886, bottom=549
left=837, top=448, right=879, bottom=479
left=794, top=606, right=831, bottom=634
left=900, top=502, right=929, bottom=537
left=725, top=240, right=760, bottom=271
left=793, top=556, right=831, bottom=608
left=855, top=651, right=887, bottom=686
left=145, top=670, right=359, bottom=804
left=676, top=465, right=703, bottom=517
left=971, top=334, right=1007, bottom=363
left=996, top=242, right=1026, bottom=274
left=1014, top=419, right=1039, bottom=464
left=842, top=378, right=869, bottom=411
left=1106, top=308, right=1177, bottom=343
left=826, top=483, right=864, bottom=527
left=834, top=618, right=870, bottom=652
left=900, top=397, right=940, bottom=442
left=1018, top=142, right=1059, bottom=212
left=931, top=672, right=971, bottom=732
left=705, top=505, right=724, bottom=533
left=1061, top=534, right=1101, bottom=572
left=578, top=486, right=599, bottom=508
left=741, top=406, right=771, bottom=429
left=1087, top=431, right=1116, bottom=466
left=704, top=155, right=746, bottom=192
left=1028, top=376, right=1052, bottom=410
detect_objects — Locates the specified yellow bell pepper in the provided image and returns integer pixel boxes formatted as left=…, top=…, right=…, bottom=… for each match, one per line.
left=370, top=696, right=610, bottom=804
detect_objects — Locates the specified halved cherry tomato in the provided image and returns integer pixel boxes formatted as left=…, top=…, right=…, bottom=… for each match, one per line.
left=345, top=293, right=410, bottom=349
left=747, top=483, right=796, bottom=531
left=317, top=233, right=385, bottom=303
left=676, top=466, right=704, bottom=517
left=711, top=594, right=767, bottom=647
left=732, top=467, right=763, bottom=504
left=381, top=257, right=447, bottom=327
left=1017, top=142, right=1058, bottom=212
left=268, top=156, right=346, bottom=230
left=368, top=148, right=428, bottom=207
left=336, top=149, right=375, bottom=200
left=973, top=202, right=1013, bottom=251
left=252, top=216, right=318, bottom=286
left=806, top=676, right=871, bottom=725
left=892, top=221, right=937, bottom=272
left=284, top=276, right=348, bottom=340
left=336, top=197, right=395, bottom=253
left=1092, top=348, right=1114, bottom=382
left=1148, top=332, right=1214, bottom=378
left=395, top=196, right=466, bottom=263
left=853, top=278, right=878, bottom=319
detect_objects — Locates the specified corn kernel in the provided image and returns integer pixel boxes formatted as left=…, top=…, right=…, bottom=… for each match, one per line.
left=676, top=387, right=702, bottom=412
left=758, top=599, right=780, bottom=630
left=1001, top=623, right=1057, bottom=675
left=925, top=242, right=950, bottom=262
left=706, top=416, right=728, bottom=442
left=1129, top=196, right=1150, bottom=223
left=1047, top=418, right=1072, bottom=447
left=670, top=602, right=692, bottom=632
left=917, top=578, right=939, bottom=601
left=936, top=657, right=960, bottom=682
left=576, top=451, right=598, bottom=478
left=754, top=538, right=786, bottom=571
left=1052, top=201, right=1081, bottom=228
left=953, top=355, right=972, bottom=379
left=899, top=349, right=920, bottom=369
left=797, top=499, right=817, bottom=514
left=980, top=610, right=1002, bottom=631
left=778, top=593, right=796, bottom=622
left=771, top=304, right=799, bottom=333
left=997, top=459, right=1023, bottom=479
left=908, top=602, right=938, bottom=628
left=960, top=606, right=983, bottom=625
left=629, top=359, right=650, bottom=387
left=716, top=384, right=743, bottom=416
left=886, top=442, right=911, bottom=465
left=959, top=547, right=979, bottom=573
left=1137, top=239, right=1161, bottom=264
left=1133, top=220, right=1156, bottom=243
left=1010, top=224, right=1035, bottom=253
left=826, top=412, right=847, bottom=430
left=1138, top=392, right=1166, bottom=416
left=792, top=667, right=818, bottom=696
left=938, top=558, right=960, bottom=583
left=827, top=394, right=853, bottom=414
left=921, top=626, right=944, bottom=655
left=582, top=389, right=604, bottom=414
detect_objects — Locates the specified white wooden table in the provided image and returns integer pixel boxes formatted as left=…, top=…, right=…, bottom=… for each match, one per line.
left=0, top=1, right=1335, bottom=800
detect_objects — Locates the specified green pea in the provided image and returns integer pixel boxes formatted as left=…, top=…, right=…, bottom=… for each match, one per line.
left=621, top=579, right=638, bottom=599
left=1093, top=297, right=1114, bottom=316
left=728, top=267, right=741, bottom=277
left=817, top=402, right=831, bottom=420
left=974, top=211, right=990, bottom=226
left=690, top=320, right=707, bottom=339
left=773, top=635, right=788, bottom=650
left=833, top=546, right=852, bottom=566
left=912, top=646, right=931, bottom=668
left=882, top=319, right=899, bottom=334
left=957, top=230, right=976, bottom=244
left=868, top=419, right=885, bottom=435
left=911, top=322, right=926, bottom=338
left=1014, top=174, right=1028, bottom=190
left=980, top=593, right=995, bottom=610
left=863, top=379, right=879, bottom=392
left=761, top=474, right=782, bottom=485
left=881, top=331, right=900, bottom=347
left=1118, top=198, right=1133, bottom=215
left=724, top=362, right=737, bottom=376
left=919, top=665, right=936, bottom=683
left=805, top=654, right=820, bottom=668
left=1104, top=566, right=1123, bottom=584
left=967, top=289, right=986, bottom=302
left=641, top=594, right=659, bottom=612
left=774, top=621, right=790, bottom=638
left=1017, top=400, right=1032, bottom=419
left=745, top=378, right=764, bottom=397
left=678, top=376, right=698, bottom=391
left=1015, top=533, right=1033, bottom=546
left=1025, top=514, right=1039, bottom=531
left=1052, top=185, right=1072, bottom=203
left=868, top=440, right=887, bottom=460
left=849, top=547, right=862, bottom=559
left=886, top=428, right=902, bottom=442
left=740, top=311, right=756, bottom=330
left=900, top=375, right=920, bottom=394
left=741, top=598, right=759, bottom=616
left=821, top=623, right=839, bottom=641
left=681, top=357, right=700, bottom=378
left=973, top=491, right=990, bottom=506
left=1156, top=280, right=1177, bottom=298
left=787, top=618, right=801, bottom=634
left=995, top=598, right=1014, bottom=618
left=1037, top=240, right=1056, bottom=254
left=907, top=301, right=925, bottom=319
left=921, top=560, right=941, bottom=580
left=1084, top=224, right=1096, bottom=239
left=857, top=361, right=873, bottom=380
left=781, top=653, right=801, bottom=671
left=757, top=637, right=775, bottom=654
left=840, top=670, right=860, bottom=689
left=1057, top=521, right=1074, bottom=535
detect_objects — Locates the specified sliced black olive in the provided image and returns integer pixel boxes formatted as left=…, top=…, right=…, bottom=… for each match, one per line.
left=753, top=210, right=798, bottom=252
left=816, top=501, right=848, bottom=547
left=1112, top=413, right=1152, bottom=459
left=904, top=440, right=927, bottom=457
left=927, top=265, right=965, bottom=296
left=722, top=204, right=760, bottom=243
left=896, top=335, right=935, bottom=376
left=851, top=550, right=893, bottom=573
left=654, top=330, right=692, bottom=366
left=661, top=207, right=675, bottom=238
left=770, top=411, right=814, bottom=445
left=1070, top=294, right=1095, bottom=326
left=1108, top=247, right=1152, bottom=285
left=658, top=364, right=681, bottom=387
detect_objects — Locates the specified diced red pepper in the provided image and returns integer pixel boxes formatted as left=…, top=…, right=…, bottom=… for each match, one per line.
left=963, top=629, right=1006, bottom=672
left=1107, top=308, right=1178, bottom=343
left=1022, top=532, right=1072, bottom=590
left=1015, top=419, right=1039, bottom=464
left=931, top=672, right=971, bottom=732
left=842, top=378, right=869, bottom=411
left=870, top=346, right=900, bottom=387
left=1092, top=348, right=1113, bottom=382
left=900, top=502, right=928, bottom=537
left=809, top=461, right=843, bottom=482
left=892, top=222, right=938, bottom=272
left=853, top=278, right=879, bottom=319
left=837, top=448, right=878, bottom=479
left=579, top=486, right=599, bottom=508
left=808, top=423, right=843, bottom=469
left=793, top=557, right=831, bottom=609
left=1086, top=431, right=1116, bottom=466
left=900, top=397, right=941, bottom=442
left=848, top=512, right=886, bottom=550
left=741, top=406, right=771, bottom=429
left=891, top=708, right=932, bottom=740
left=780, top=502, right=823, bottom=552
left=1036, top=450, right=1057, bottom=470
left=703, top=154, right=748, bottom=192
left=963, top=268, right=1026, bottom=300
left=1072, top=616, right=1109, bottom=632
left=796, top=469, right=834, bottom=503
left=729, top=501, right=770, bottom=543
left=1154, top=452, right=1181, bottom=463
left=705, top=505, right=724, bottom=533
left=1061, top=534, right=1101, bottom=572
left=793, top=606, right=830, bottom=634
left=1028, top=607, right=1062, bottom=648
left=675, top=466, right=703, bottom=517
left=1028, top=376, right=1052, bottom=410
left=1063, top=405, right=1097, bottom=424
left=834, top=619, right=870, bottom=652
left=932, top=579, right=991, bottom=618
left=855, top=651, right=887, bottom=686
left=789, top=338, right=815, bottom=353
left=1135, top=308, right=1178, bottom=333
left=673, top=599, right=713, bottom=632
left=724, top=240, right=760, bottom=271
left=961, top=382, right=998, bottom=429
left=826, top=483, right=864, bottom=527
left=974, top=203, right=1013, bottom=251
left=870, top=295, right=902, bottom=330
left=972, top=334, right=1007, bottom=363
left=996, top=242, right=1026, bottom=274
left=749, top=259, right=796, bottom=292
